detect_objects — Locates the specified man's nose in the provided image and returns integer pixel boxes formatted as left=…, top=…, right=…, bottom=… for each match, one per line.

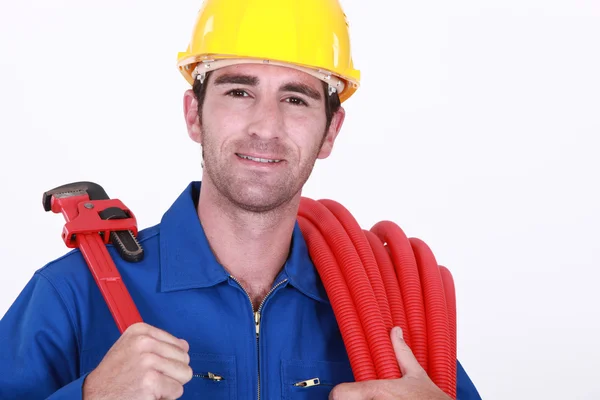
left=246, top=96, right=284, bottom=140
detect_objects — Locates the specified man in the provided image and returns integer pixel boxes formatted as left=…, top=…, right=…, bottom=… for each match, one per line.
left=0, top=0, right=481, bottom=398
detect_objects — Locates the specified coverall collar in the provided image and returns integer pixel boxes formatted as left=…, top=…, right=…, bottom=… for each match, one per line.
left=159, top=181, right=329, bottom=304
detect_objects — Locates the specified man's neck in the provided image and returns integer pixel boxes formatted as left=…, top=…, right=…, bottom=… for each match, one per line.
left=197, top=181, right=299, bottom=310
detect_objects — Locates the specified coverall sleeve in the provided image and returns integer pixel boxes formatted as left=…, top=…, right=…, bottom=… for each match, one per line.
left=457, top=359, right=482, bottom=399
left=0, top=271, right=86, bottom=399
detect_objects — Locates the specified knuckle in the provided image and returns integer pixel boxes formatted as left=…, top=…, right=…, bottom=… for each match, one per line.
left=170, top=384, right=184, bottom=399
left=139, top=352, right=159, bottom=369
left=135, top=334, right=156, bottom=351
left=170, top=347, right=189, bottom=365
left=374, top=384, right=391, bottom=397
left=166, top=385, right=183, bottom=399
left=409, top=365, right=428, bottom=379
left=416, top=370, right=428, bottom=379
left=141, top=369, right=160, bottom=389
left=161, top=378, right=184, bottom=399
left=179, top=338, right=190, bottom=352
left=127, top=322, right=147, bottom=335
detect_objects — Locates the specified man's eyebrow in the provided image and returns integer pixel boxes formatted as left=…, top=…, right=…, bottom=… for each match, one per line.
left=281, top=82, right=322, bottom=101
left=213, top=74, right=259, bottom=86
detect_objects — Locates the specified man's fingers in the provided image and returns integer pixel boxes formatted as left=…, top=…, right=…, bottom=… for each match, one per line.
left=391, top=326, right=423, bottom=377
left=147, top=337, right=191, bottom=365
left=145, top=325, right=189, bottom=352
left=129, top=322, right=190, bottom=352
left=140, top=353, right=193, bottom=385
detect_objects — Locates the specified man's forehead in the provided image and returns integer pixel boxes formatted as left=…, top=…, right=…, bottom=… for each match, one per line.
left=211, top=63, right=322, bottom=86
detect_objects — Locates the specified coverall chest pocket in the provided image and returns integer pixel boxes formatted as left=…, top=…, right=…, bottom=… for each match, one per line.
left=182, top=353, right=237, bottom=399
left=281, top=359, right=354, bottom=400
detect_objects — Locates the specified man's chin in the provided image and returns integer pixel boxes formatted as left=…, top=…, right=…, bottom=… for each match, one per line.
left=229, top=185, right=298, bottom=214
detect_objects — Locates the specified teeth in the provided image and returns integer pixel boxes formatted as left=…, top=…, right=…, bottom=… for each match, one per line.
left=237, top=154, right=282, bottom=163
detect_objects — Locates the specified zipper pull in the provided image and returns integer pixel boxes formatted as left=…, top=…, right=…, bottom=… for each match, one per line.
left=294, top=378, right=320, bottom=387
left=207, top=372, right=224, bottom=381
left=194, top=372, right=224, bottom=381
left=254, top=311, right=261, bottom=337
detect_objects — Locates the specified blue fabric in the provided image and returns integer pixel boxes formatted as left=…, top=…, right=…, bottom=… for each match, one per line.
left=0, top=181, right=481, bottom=399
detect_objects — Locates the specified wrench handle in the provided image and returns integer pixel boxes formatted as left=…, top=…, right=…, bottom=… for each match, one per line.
left=78, top=231, right=143, bottom=333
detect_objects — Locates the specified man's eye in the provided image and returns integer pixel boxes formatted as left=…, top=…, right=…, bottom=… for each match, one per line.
left=227, top=89, right=249, bottom=97
left=286, top=97, right=307, bottom=106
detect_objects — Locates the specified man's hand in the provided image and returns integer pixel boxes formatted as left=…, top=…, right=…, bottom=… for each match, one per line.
left=82, top=322, right=193, bottom=400
left=329, top=327, right=452, bottom=400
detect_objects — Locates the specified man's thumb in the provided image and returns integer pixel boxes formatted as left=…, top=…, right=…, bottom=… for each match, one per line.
left=391, top=326, right=423, bottom=376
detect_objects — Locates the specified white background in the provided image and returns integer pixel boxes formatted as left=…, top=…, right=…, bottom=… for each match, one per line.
left=1, top=1, right=599, bottom=399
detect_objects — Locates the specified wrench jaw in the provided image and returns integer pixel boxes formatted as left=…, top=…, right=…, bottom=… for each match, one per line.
left=99, top=206, right=145, bottom=263
left=110, top=230, right=144, bottom=263
left=43, top=181, right=110, bottom=211
left=43, top=181, right=144, bottom=263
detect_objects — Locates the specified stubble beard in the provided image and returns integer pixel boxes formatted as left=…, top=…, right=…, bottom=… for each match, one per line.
left=200, top=126, right=327, bottom=214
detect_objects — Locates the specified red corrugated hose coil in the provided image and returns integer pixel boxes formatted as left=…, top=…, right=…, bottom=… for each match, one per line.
left=298, top=197, right=456, bottom=399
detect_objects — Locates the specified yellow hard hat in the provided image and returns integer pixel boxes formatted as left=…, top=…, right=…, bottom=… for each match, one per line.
left=176, top=0, right=361, bottom=103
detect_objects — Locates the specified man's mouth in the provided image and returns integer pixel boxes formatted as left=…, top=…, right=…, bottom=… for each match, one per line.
left=236, top=153, right=283, bottom=164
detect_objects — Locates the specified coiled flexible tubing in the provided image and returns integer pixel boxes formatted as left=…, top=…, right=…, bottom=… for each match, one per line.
left=439, top=265, right=458, bottom=393
left=409, top=237, right=453, bottom=396
left=363, top=230, right=410, bottom=347
left=297, top=197, right=457, bottom=399
left=318, top=199, right=394, bottom=332
left=298, top=198, right=400, bottom=380
left=370, top=221, right=429, bottom=372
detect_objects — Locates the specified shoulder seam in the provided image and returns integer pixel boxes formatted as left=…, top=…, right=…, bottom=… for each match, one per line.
left=137, top=227, right=160, bottom=243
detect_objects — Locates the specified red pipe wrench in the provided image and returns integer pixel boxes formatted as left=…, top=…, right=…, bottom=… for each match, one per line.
left=43, top=182, right=144, bottom=333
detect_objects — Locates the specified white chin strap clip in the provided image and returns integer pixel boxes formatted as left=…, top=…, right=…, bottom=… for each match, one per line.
left=192, top=58, right=345, bottom=96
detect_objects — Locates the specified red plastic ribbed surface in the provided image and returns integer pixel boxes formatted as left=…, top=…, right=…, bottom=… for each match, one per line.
left=319, top=200, right=394, bottom=333
left=370, top=221, right=429, bottom=373
left=299, top=198, right=399, bottom=380
left=363, top=230, right=410, bottom=347
left=440, top=265, right=457, bottom=399
left=298, top=198, right=457, bottom=399
left=410, top=238, right=452, bottom=395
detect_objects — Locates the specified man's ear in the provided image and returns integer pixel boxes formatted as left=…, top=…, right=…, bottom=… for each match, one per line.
left=184, top=89, right=202, bottom=144
left=317, top=106, right=346, bottom=159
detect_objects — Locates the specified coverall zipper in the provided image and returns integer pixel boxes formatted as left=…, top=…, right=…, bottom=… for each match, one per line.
left=193, top=372, right=224, bottom=381
left=230, top=275, right=288, bottom=400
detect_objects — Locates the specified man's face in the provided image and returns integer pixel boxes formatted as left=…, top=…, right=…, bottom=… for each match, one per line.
left=185, top=63, right=344, bottom=213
